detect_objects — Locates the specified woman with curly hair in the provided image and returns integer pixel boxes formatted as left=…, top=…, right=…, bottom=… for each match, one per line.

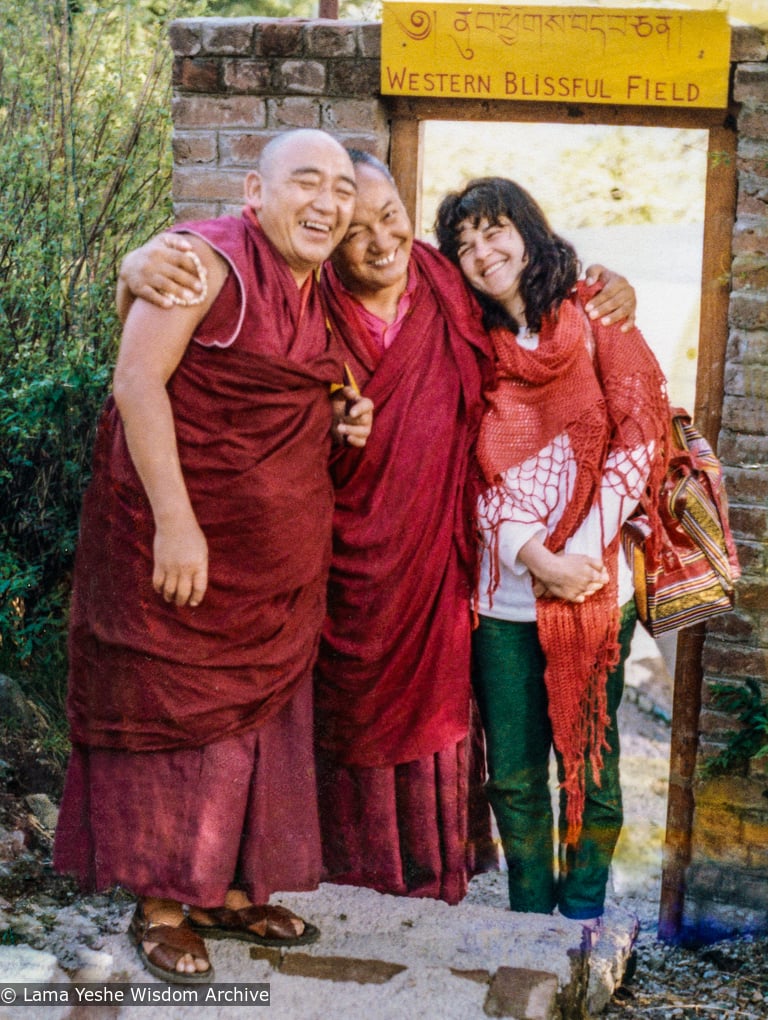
left=435, top=177, right=670, bottom=925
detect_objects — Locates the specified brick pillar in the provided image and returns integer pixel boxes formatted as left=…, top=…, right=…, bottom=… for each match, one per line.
left=680, top=24, right=768, bottom=943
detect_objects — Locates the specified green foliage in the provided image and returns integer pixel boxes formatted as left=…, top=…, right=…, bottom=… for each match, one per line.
left=0, top=0, right=179, bottom=709
left=701, top=678, right=768, bottom=776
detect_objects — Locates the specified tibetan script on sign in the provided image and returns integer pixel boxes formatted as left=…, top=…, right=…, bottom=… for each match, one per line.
left=380, top=4, right=730, bottom=108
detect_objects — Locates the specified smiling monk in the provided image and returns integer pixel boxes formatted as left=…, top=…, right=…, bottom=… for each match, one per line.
left=53, top=130, right=372, bottom=984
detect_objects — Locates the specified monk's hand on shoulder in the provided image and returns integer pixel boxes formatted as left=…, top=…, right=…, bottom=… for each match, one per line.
left=120, top=233, right=207, bottom=310
left=152, top=515, right=209, bottom=608
left=583, top=264, right=636, bottom=332
left=331, top=388, right=374, bottom=449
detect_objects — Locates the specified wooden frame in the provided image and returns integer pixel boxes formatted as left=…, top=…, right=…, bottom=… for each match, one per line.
left=387, top=95, right=738, bottom=940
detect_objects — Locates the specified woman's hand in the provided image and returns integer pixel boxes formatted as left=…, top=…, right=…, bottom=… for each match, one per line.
left=519, top=537, right=608, bottom=603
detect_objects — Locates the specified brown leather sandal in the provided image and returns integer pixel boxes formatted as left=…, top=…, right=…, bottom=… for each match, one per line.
left=129, top=904, right=214, bottom=984
left=189, top=903, right=320, bottom=946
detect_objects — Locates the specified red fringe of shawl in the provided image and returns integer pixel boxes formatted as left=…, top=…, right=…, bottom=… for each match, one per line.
left=478, top=282, right=670, bottom=845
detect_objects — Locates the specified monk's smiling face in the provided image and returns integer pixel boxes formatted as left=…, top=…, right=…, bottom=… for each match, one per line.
left=245, top=130, right=356, bottom=285
left=331, top=163, right=413, bottom=301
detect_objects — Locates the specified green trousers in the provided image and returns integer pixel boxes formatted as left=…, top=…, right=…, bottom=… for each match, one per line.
left=471, top=602, right=636, bottom=919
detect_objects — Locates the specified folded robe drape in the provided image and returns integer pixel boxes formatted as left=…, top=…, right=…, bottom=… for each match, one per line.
left=65, top=211, right=341, bottom=753
left=315, top=241, right=492, bottom=768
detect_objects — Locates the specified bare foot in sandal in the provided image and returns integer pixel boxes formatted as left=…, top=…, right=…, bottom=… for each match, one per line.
left=188, top=888, right=318, bottom=945
left=130, top=898, right=212, bottom=983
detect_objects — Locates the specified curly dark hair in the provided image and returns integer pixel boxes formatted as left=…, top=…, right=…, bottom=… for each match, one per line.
left=434, top=176, right=580, bottom=334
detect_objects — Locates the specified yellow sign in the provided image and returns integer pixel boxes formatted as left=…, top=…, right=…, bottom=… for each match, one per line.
left=381, top=4, right=731, bottom=107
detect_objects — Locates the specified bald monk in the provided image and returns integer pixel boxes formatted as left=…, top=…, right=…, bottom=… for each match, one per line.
left=53, top=129, right=372, bottom=984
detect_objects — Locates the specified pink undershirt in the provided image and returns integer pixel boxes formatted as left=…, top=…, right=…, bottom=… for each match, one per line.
left=348, top=268, right=417, bottom=350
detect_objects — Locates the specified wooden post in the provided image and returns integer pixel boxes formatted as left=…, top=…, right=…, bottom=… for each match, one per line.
left=389, top=118, right=424, bottom=230
left=318, top=0, right=339, bottom=18
left=657, top=119, right=738, bottom=943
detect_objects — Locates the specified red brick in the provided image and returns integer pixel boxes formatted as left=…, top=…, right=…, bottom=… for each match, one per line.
left=732, top=216, right=768, bottom=255
left=200, top=20, right=255, bottom=56
left=738, top=194, right=768, bottom=219
left=730, top=292, right=768, bottom=331
left=173, top=57, right=221, bottom=94
left=327, top=59, right=380, bottom=97
left=305, top=23, right=356, bottom=58
left=703, top=640, right=768, bottom=678
left=698, top=707, right=741, bottom=739
left=724, top=540, right=763, bottom=574
left=266, top=97, right=321, bottom=129
left=256, top=21, right=305, bottom=57
left=697, top=773, right=768, bottom=812
left=173, top=166, right=246, bottom=203
left=731, top=253, right=768, bottom=292
left=728, top=505, right=768, bottom=542
left=358, top=23, right=382, bottom=58
left=169, top=21, right=202, bottom=57
left=279, top=60, right=326, bottom=95
left=726, top=467, right=766, bottom=501
left=219, top=132, right=271, bottom=167
left=736, top=141, right=768, bottom=180
left=732, top=578, right=768, bottom=614
left=705, top=610, right=756, bottom=644
left=734, top=63, right=768, bottom=104
left=173, top=95, right=266, bottom=130
left=220, top=203, right=245, bottom=218
left=222, top=59, right=272, bottom=94
left=333, top=133, right=389, bottom=162
left=691, top=820, right=748, bottom=868
left=722, top=393, right=768, bottom=434
left=173, top=201, right=220, bottom=221
left=320, top=98, right=387, bottom=133
left=731, top=26, right=768, bottom=64
left=738, top=108, right=768, bottom=143
left=729, top=327, right=768, bottom=362
left=172, top=132, right=217, bottom=164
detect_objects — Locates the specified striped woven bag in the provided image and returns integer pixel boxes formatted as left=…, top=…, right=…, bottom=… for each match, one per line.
left=622, top=409, right=740, bottom=636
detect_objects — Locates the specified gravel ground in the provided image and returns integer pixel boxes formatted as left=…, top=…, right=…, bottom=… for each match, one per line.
left=1, top=629, right=767, bottom=1016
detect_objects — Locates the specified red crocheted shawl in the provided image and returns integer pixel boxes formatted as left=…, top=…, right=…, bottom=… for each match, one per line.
left=478, top=281, right=670, bottom=843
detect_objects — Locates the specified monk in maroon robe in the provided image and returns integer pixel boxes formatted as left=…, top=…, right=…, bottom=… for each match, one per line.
left=314, top=154, right=496, bottom=904
left=53, top=130, right=372, bottom=984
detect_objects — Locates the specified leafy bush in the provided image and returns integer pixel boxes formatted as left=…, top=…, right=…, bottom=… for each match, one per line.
left=0, top=0, right=178, bottom=712
left=701, top=679, right=768, bottom=776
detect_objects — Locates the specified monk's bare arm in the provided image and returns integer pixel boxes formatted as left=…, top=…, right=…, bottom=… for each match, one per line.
left=117, top=234, right=206, bottom=322
left=113, top=239, right=227, bottom=607
left=583, top=265, right=636, bottom=332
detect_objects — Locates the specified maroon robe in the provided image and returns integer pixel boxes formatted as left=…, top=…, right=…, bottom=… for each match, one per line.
left=66, top=211, right=341, bottom=752
left=315, top=241, right=496, bottom=901
left=55, top=212, right=339, bottom=902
